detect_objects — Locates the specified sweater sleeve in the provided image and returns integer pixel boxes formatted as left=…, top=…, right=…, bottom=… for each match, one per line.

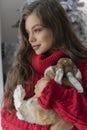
left=38, top=62, right=87, bottom=129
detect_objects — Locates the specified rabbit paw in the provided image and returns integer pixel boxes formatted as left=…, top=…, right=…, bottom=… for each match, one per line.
left=13, top=84, right=25, bottom=109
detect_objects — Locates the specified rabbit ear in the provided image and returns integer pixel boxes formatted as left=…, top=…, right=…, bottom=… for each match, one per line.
left=44, top=66, right=55, bottom=77
left=54, top=68, right=64, bottom=84
left=67, top=72, right=84, bottom=93
left=75, top=69, right=82, bottom=79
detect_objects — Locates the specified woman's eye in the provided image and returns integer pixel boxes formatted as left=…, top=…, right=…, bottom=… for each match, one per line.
left=34, top=28, right=42, bottom=33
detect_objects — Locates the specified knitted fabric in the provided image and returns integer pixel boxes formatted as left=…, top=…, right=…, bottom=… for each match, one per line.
left=1, top=50, right=87, bottom=130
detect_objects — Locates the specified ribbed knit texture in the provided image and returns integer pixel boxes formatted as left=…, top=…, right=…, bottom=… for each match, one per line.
left=1, top=50, right=64, bottom=130
left=1, top=50, right=87, bottom=130
left=38, top=61, right=87, bottom=130
left=32, top=50, right=64, bottom=74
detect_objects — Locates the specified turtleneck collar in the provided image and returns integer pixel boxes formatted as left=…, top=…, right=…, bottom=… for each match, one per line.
left=32, top=50, right=65, bottom=74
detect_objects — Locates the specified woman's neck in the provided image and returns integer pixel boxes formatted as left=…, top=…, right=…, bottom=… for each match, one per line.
left=32, top=50, right=65, bottom=74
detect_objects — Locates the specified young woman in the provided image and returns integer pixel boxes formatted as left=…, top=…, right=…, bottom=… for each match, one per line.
left=1, top=0, right=87, bottom=130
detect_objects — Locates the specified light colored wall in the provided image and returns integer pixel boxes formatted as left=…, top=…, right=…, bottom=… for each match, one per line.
left=1, top=0, right=23, bottom=44
left=0, top=0, right=4, bottom=110
left=0, top=1, right=3, bottom=130
left=0, top=17, right=3, bottom=109
left=1, top=0, right=24, bottom=75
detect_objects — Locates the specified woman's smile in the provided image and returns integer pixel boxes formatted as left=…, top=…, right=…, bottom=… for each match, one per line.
left=32, top=44, right=41, bottom=50
left=25, top=13, right=53, bottom=55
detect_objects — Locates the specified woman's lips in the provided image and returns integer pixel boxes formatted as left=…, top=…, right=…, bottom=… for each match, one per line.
left=32, top=45, right=41, bottom=50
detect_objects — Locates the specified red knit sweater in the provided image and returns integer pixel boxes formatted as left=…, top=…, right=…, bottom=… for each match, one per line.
left=1, top=50, right=87, bottom=130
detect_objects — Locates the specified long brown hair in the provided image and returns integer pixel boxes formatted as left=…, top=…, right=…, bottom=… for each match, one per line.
left=4, top=0, right=87, bottom=112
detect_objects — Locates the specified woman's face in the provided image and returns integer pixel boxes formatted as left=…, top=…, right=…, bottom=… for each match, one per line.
left=25, top=13, right=53, bottom=55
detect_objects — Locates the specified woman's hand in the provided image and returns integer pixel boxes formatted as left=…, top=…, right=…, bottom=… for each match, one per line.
left=50, top=119, right=73, bottom=130
left=34, top=77, right=49, bottom=97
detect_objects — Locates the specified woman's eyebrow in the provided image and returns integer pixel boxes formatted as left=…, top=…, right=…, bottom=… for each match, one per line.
left=32, top=24, right=43, bottom=29
left=25, top=24, right=45, bottom=33
left=25, top=24, right=42, bottom=33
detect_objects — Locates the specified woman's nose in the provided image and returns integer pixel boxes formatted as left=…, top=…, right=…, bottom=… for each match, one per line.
left=29, top=32, right=36, bottom=43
